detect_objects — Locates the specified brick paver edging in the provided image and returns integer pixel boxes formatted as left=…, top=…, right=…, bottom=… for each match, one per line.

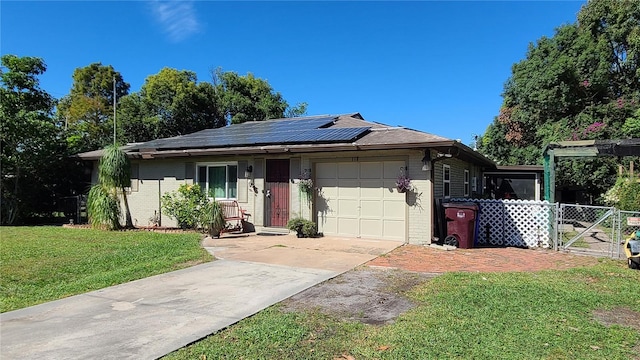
left=367, top=245, right=599, bottom=273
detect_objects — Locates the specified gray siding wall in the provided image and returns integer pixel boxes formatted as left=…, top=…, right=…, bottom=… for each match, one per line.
left=433, top=157, right=482, bottom=200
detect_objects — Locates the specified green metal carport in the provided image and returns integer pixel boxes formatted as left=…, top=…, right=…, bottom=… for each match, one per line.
left=543, top=139, right=640, bottom=202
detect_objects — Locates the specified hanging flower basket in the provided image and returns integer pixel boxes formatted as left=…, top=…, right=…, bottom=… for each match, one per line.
left=396, top=169, right=412, bottom=193
left=298, top=169, right=314, bottom=203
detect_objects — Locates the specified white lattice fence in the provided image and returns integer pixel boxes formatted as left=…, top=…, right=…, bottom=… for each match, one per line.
left=450, top=199, right=556, bottom=248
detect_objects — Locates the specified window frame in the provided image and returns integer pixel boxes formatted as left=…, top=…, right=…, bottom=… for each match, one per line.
left=196, top=162, right=238, bottom=200
left=443, top=164, right=451, bottom=198
left=464, top=169, right=470, bottom=197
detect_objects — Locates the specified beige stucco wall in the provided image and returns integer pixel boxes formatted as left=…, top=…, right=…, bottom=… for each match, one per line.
left=126, top=159, right=191, bottom=228
left=124, top=157, right=256, bottom=228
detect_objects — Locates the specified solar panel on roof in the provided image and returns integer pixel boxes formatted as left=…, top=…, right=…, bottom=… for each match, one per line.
left=284, top=127, right=369, bottom=143
left=129, top=116, right=370, bottom=151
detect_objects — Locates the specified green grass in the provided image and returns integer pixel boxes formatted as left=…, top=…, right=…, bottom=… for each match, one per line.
left=562, top=231, right=590, bottom=248
left=0, top=226, right=212, bottom=312
left=166, top=260, right=640, bottom=360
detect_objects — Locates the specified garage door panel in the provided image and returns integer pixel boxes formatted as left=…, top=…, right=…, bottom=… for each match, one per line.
left=338, top=199, right=358, bottom=217
left=360, top=162, right=382, bottom=179
left=319, top=217, right=338, bottom=235
left=383, top=220, right=405, bottom=240
left=316, top=163, right=337, bottom=179
left=338, top=182, right=359, bottom=197
left=360, top=200, right=383, bottom=218
left=383, top=181, right=402, bottom=198
left=384, top=161, right=406, bottom=179
left=317, top=199, right=334, bottom=217
left=316, top=160, right=406, bottom=242
left=338, top=163, right=358, bottom=179
left=360, top=181, right=383, bottom=198
left=360, top=219, right=382, bottom=238
left=317, top=182, right=338, bottom=199
left=337, top=218, right=358, bottom=237
left=384, top=200, right=405, bottom=219
left=317, top=177, right=337, bottom=186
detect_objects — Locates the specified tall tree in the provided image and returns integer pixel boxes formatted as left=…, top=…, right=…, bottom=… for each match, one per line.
left=0, top=55, right=65, bottom=224
left=479, top=0, right=640, bottom=201
left=118, top=67, right=224, bottom=142
left=213, top=69, right=307, bottom=124
left=58, top=63, right=129, bottom=152
left=116, top=68, right=307, bottom=144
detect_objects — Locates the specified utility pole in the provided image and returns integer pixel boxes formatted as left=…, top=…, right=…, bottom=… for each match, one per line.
left=113, top=75, right=117, bottom=145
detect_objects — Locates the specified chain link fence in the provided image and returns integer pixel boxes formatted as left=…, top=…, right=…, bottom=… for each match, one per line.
left=557, top=204, right=640, bottom=259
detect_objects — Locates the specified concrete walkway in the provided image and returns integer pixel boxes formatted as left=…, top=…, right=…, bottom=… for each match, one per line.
left=1, top=234, right=399, bottom=360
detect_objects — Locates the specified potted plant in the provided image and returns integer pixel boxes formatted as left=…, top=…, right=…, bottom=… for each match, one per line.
left=208, top=201, right=226, bottom=238
left=396, top=169, right=412, bottom=193
left=287, top=217, right=306, bottom=237
left=302, top=221, right=318, bottom=238
left=287, top=217, right=318, bottom=238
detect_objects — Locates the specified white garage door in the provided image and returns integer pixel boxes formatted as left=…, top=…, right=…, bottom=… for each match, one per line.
left=315, top=160, right=406, bottom=241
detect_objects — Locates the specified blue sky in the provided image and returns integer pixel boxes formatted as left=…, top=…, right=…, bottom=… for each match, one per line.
left=2, top=1, right=585, bottom=144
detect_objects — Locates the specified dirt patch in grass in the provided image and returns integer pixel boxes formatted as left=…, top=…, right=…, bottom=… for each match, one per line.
left=592, top=307, right=640, bottom=331
left=281, top=267, right=439, bottom=325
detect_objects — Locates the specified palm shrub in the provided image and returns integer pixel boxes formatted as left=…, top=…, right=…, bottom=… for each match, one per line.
left=87, top=145, right=133, bottom=229
left=98, top=145, right=133, bottom=227
left=208, top=201, right=226, bottom=237
left=87, top=184, right=120, bottom=230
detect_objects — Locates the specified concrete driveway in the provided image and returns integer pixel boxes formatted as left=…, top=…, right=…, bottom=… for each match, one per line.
left=0, top=234, right=399, bottom=360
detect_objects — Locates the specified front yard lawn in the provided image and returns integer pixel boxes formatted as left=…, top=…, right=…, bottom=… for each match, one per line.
left=166, top=261, right=640, bottom=360
left=0, top=226, right=212, bottom=312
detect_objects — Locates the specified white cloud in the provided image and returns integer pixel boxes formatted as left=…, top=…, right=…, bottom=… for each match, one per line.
left=149, top=0, right=201, bottom=42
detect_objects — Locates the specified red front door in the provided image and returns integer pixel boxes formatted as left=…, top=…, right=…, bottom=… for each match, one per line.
left=265, top=159, right=290, bottom=227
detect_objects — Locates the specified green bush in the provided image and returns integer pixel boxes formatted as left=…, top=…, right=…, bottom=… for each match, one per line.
left=302, top=221, right=317, bottom=237
left=286, top=217, right=305, bottom=234
left=286, top=217, right=317, bottom=238
left=619, top=179, right=640, bottom=211
left=162, top=184, right=217, bottom=230
left=603, top=174, right=640, bottom=211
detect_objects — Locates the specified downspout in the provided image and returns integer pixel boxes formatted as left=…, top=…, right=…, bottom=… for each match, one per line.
left=158, top=179, right=162, bottom=227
